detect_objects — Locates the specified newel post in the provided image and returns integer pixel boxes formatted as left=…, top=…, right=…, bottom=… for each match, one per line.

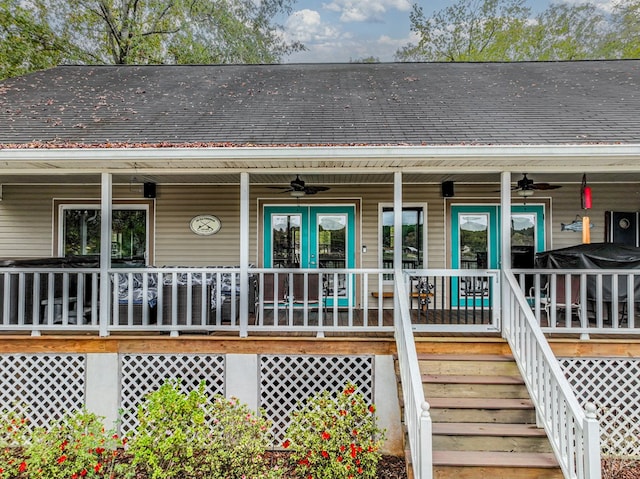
left=583, top=402, right=602, bottom=479
left=419, top=401, right=433, bottom=479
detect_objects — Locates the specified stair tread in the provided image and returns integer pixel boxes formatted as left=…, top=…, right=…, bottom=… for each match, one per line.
left=429, top=397, right=534, bottom=409
left=433, top=422, right=547, bottom=437
left=424, top=374, right=525, bottom=385
left=433, top=450, right=559, bottom=468
left=418, top=353, right=515, bottom=362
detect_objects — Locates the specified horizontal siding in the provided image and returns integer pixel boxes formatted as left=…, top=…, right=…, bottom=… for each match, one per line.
left=0, top=181, right=635, bottom=266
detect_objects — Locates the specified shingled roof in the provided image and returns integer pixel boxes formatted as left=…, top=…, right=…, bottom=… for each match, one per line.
left=1, top=61, right=639, bottom=147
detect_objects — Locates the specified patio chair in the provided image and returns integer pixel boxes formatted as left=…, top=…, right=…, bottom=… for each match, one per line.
left=291, top=273, right=325, bottom=316
left=258, top=273, right=288, bottom=323
left=539, top=275, right=583, bottom=326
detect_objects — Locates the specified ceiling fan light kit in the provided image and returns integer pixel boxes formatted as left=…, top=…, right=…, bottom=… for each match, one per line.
left=268, top=175, right=331, bottom=197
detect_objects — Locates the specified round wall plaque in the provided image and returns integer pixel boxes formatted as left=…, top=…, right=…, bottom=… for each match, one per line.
left=189, top=214, right=222, bottom=236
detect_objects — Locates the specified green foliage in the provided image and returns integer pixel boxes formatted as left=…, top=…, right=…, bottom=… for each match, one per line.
left=395, top=0, right=624, bottom=62
left=0, top=0, right=304, bottom=80
left=20, top=409, right=121, bottom=479
left=283, top=383, right=385, bottom=479
left=0, top=409, right=30, bottom=479
left=123, top=380, right=282, bottom=479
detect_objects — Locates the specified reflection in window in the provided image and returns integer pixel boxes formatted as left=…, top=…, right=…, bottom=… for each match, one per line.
left=62, top=208, right=147, bottom=264
left=511, top=213, right=536, bottom=246
left=381, top=207, right=424, bottom=274
left=459, top=214, right=488, bottom=269
left=318, top=214, right=346, bottom=269
left=271, top=214, right=301, bottom=268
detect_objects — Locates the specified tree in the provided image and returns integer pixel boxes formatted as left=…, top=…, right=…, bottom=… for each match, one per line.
left=0, top=0, right=81, bottom=79
left=0, top=0, right=304, bottom=79
left=395, top=0, right=608, bottom=62
left=600, top=0, right=640, bottom=59
left=520, top=3, right=605, bottom=61
left=396, top=0, right=532, bottom=62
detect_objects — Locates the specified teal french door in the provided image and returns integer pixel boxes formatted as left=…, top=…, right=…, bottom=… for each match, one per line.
left=263, top=205, right=356, bottom=306
left=451, top=204, right=545, bottom=306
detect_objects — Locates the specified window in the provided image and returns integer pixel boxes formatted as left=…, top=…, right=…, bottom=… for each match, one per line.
left=380, top=205, right=426, bottom=277
left=55, top=201, right=152, bottom=265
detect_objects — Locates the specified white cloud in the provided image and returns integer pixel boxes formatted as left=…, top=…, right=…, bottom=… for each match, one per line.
left=283, top=9, right=342, bottom=44
left=322, top=0, right=412, bottom=23
left=555, top=0, right=616, bottom=13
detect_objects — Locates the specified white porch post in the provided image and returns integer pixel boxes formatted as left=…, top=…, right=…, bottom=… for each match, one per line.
left=239, top=172, right=249, bottom=338
left=393, top=172, right=403, bottom=272
left=99, top=172, right=112, bottom=337
left=500, top=171, right=512, bottom=337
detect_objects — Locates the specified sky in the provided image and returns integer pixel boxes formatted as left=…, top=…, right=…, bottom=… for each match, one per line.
left=279, top=0, right=613, bottom=63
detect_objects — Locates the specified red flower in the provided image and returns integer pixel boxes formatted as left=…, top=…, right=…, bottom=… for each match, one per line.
left=282, top=439, right=291, bottom=448
left=94, top=462, right=102, bottom=472
left=321, top=431, right=331, bottom=440
left=121, top=437, right=128, bottom=445
left=71, top=474, right=78, bottom=479
left=351, top=449, right=357, bottom=458
left=339, top=409, right=347, bottom=416
left=60, top=440, right=69, bottom=450
left=344, top=386, right=356, bottom=395
left=321, top=450, right=329, bottom=458
left=80, top=469, right=87, bottom=476
left=18, top=462, right=27, bottom=472
left=358, top=467, right=364, bottom=474
left=95, top=447, right=105, bottom=455
left=352, top=429, right=359, bottom=436
left=0, top=467, right=4, bottom=473
left=368, top=405, right=375, bottom=413
left=340, top=445, right=346, bottom=452
left=337, top=456, right=343, bottom=462
left=57, top=455, right=67, bottom=464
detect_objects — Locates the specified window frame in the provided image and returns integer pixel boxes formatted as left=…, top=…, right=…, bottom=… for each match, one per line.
left=378, top=202, right=428, bottom=281
left=53, top=199, right=154, bottom=265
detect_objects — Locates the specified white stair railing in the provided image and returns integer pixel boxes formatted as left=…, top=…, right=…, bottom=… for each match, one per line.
left=394, top=271, right=432, bottom=479
left=503, top=270, right=601, bottom=479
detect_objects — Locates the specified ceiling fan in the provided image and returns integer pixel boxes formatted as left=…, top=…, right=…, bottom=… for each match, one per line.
left=512, top=173, right=562, bottom=196
left=268, top=175, right=331, bottom=197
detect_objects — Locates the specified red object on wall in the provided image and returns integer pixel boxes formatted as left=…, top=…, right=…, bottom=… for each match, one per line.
left=581, top=174, right=592, bottom=209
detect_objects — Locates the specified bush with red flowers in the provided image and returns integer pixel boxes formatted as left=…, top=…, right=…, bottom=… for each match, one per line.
left=282, top=383, right=385, bottom=479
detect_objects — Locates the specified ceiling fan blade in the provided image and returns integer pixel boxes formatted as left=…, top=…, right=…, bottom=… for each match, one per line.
left=531, top=183, right=562, bottom=190
left=267, top=186, right=292, bottom=190
left=305, top=186, right=330, bottom=194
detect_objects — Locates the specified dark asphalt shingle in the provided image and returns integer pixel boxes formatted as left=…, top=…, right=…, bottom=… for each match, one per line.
left=0, top=61, right=639, bottom=146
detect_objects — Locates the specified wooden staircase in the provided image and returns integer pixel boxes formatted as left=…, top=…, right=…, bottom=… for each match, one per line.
left=402, top=339, right=564, bottom=479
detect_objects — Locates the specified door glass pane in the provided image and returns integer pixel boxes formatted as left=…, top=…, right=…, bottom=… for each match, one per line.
left=318, top=214, right=347, bottom=297
left=318, top=214, right=346, bottom=268
left=459, top=213, right=489, bottom=269
left=271, top=214, right=301, bottom=268
left=63, top=209, right=147, bottom=264
left=511, top=213, right=536, bottom=247
left=459, top=213, right=489, bottom=298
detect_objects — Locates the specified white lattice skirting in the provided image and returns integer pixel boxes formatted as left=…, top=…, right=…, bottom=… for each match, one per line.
left=260, top=355, right=374, bottom=442
left=0, top=354, right=86, bottom=428
left=560, top=357, right=640, bottom=457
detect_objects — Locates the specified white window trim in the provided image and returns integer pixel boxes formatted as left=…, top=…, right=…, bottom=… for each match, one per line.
left=56, top=201, right=151, bottom=263
left=378, top=202, right=428, bottom=281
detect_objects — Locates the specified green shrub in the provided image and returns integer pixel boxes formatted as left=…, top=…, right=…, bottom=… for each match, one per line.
left=123, top=379, right=282, bottom=479
left=0, top=409, right=30, bottom=479
left=21, top=409, right=121, bottom=479
left=283, top=383, right=385, bottom=479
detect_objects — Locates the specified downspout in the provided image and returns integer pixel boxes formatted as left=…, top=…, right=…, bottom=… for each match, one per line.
left=99, top=172, right=112, bottom=337
left=500, top=171, right=511, bottom=337
left=239, top=172, right=249, bottom=338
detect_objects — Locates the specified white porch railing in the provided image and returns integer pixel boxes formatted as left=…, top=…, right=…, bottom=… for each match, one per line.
left=395, top=271, right=432, bottom=479
left=515, top=268, right=640, bottom=337
left=504, top=270, right=601, bottom=479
